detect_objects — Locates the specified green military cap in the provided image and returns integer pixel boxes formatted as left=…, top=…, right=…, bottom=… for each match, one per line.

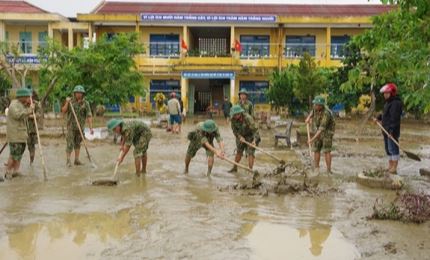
left=107, top=118, right=123, bottom=131
left=199, top=120, right=217, bottom=133
left=15, top=88, right=32, bottom=98
left=230, top=105, right=245, bottom=117
left=73, top=85, right=86, bottom=93
left=238, top=88, right=248, bottom=96
left=312, top=95, right=326, bottom=105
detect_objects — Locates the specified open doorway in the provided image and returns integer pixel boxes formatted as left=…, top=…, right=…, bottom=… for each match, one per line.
left=188, top=27, right=231, bottom=57
left=189, top=79, right=230, bottom=114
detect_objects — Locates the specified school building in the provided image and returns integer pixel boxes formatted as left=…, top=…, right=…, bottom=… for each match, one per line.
left=1, top=1, right=393, bottom=114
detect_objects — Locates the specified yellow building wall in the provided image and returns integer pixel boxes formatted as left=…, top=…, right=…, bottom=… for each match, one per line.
left=331, top=28, right=365, bottom=36
left=5, top=24, right=48, bottom=54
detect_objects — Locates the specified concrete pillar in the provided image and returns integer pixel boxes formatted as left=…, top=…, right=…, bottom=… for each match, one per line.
left=76, top=32, right=82, bottom=48
left=181, top=77, right=188, bottom=112
left=48, top=22, right=53, bottom=38
left=230, top=78, right=236, bottom=104
left=68, top=25, right=73, bottom=50
left=325, top=26, right=331, bottom=66
left=135, top=21, right=140, bottom=33
left=88, top=23, right=93, bottom=43
left=277, top=24, right=284, bottom=71
left=230, top=25, right=235, bottom=57
left=0, top=21, right=6, bottom=42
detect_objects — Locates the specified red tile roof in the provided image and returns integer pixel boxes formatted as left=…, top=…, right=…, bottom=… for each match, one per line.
left=93, top=2, right=394, bottom=17
left=0, top=0, right=49, bottom=13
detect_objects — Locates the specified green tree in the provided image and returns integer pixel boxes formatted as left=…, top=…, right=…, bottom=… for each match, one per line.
left=341, top=0, right=430, bottom=114
left=267, top=66, right=297, bottom=111
left=38, top=32, right=145, bottom=111
left=295, top=53, right=329, bottom=110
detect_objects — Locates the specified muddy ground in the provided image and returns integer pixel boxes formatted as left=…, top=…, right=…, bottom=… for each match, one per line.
left=0, top=117, right=429, bottom=259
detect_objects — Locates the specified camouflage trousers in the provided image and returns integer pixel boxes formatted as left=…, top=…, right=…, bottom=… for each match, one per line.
left=236, top=135, right=255, bottom=156
left=187, top=140, right=214, bottom=158
left=66, top=129, right=82, bottom=153
left=132, top=132, right=152, bottom=158
left=27, top=132, right=37, bottom=154
left=313, top=134, right=334, bottom=153
left=9, top=143, right=26, bottom=161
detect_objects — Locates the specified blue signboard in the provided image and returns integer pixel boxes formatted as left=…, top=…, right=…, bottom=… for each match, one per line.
left=6, top=55, right=42, bottom=65
left=182, top=71, right=235, bottom=79
left=141, top=13, right=276, bottom=23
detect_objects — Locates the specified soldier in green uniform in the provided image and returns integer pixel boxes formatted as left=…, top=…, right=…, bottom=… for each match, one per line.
left=228, top=105, right=259, bottom=172
left=107, top=118, right=152, bottom=176
left=184, top=120, right=225, bottom=176
left=4, top=88, right=35, bottom=180
left=27, top=90, right=41, bottom=165
left=305, top=96, right=336, bottom=174
left=237, top=88, right=254, bottom=117
left=61, top=85, right=94, bottom=167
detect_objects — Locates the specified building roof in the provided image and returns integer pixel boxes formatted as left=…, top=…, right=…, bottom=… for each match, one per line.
left=92, top=1, right=394, bottom=17
left=0, top=0, right=49, bottom=13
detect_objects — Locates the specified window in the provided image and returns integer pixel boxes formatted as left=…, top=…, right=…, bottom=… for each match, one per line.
left=38, top=31, right=48, bottom=50
left=240, top=35, right=270, bottom=59
left=331, top=35, right=350, bottom=59
left=285, top=36, right=316, bottom=58
left=239, top=81, right=269, bottom=104
left=150, top=80, right=180, bottom=107
left=19, top=32, right=32, bottom=54
left=149, top=34, right=180, bottom=58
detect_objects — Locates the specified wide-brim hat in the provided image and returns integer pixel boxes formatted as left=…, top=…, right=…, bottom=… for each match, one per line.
left=16, top=88, right=32, bottom=98
left=312, top=95, right=326, bottom=105
left=73, top=85, right=86, bottom=93
left=230, top=104, right=245, bottom=117
left=199, top=120, right=217, bottom=133
left=238, top=88, right=248, bottom=96
left=107, top=118, right=123, bottom=131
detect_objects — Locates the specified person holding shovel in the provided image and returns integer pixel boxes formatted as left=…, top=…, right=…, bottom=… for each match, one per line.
left=374, top=83, right=403, bottom=174
left=61, top=85, right=93, bottom=167
left=107, top=118, right=152, bottom=176
left=4, top=88, right=35, bottom=180
left=184, top=119, right=225, bottom=176
left=228, top=105, right=259, bottom=172
left=305, top=96, right=336, bottom=174
left=27, top=90, right=41, bottom=165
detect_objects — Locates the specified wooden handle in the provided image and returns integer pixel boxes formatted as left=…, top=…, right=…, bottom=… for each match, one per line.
left=241, top=139, right=283, bottom=163
left=69, top=102, right=92, bottom=162
left=112, top=151, right=123, bottom=181
left=222, top=156, right=253, bottom=173
left=375, top=121, right=401, bottom=147
left=306, top=123, right=312, bottom=158
left=31, top=97, right=47, bottom=181
left=0, top=142, right=8, bottom=155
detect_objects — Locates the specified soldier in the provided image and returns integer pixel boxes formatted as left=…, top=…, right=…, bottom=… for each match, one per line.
left=237, top=88, right=254, bottom=117
left=27, top=90, right=41, bottom=165
left=228, top=105, right=259, bottom=172
left=4, top=88, right=35, bottom=180
left=61, top=85, right=94, bottom=167
left=107, top=118, right=152, bottom=176
left=184, top=119, right=225, bottom=176
left=305, top=96, right=336, bottom=174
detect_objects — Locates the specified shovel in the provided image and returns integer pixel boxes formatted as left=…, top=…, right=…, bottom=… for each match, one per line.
left=69, top=101, right=97, bottom=168
left=0, top=142, right=7, bottom=155
left=92, top=151, right=122, bottom=186
left=222, top=156, right=259, bottom=175
left=375, top=121, right=421, bottom=161
left=30, top=97, right=48, bottom=181
left=240, top=139, right=285, bottom=165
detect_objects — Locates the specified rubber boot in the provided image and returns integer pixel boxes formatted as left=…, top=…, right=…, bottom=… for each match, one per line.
left=66, top=159, right=72, bottom=168
left=74, top=160, right=84, bottom=166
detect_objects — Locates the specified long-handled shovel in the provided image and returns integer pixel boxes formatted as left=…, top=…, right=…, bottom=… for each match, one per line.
left=375, top=121, right=421, bottom=161
left=92, top=151, right=122, bottom=186
left=30, top=98, right=48, bottom=181
left=0, top=142, right=8, bottom=155
left=69, top=102, right=96, bottom=167
left=240, top=139, right=285, bottom=164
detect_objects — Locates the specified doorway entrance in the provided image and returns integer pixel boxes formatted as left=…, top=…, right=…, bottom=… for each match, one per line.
left=189, top=79, right=230, bottom=114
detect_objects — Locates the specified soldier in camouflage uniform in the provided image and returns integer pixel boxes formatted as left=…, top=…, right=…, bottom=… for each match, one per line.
left=305, top=96, right=336, bottom=174
left=237, top=88, right=261, bottom=145
left=184, top=120, right=225, bottom=176
left=61, top=85, right=94, bottom=167
left=228, top=105, right=259, bottom=172
left=107, top=118, right=152, bottom=176
left=5, top=88, right=35, bottom=180
left=27, top=90, right=41, bottom=165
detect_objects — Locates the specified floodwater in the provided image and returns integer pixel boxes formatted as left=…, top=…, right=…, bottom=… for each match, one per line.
left=0, top=118, right=429, bottom=259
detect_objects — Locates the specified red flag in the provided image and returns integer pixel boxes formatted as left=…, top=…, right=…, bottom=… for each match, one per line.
left=181, top=39, right=188, bottom=50
left=234, top=40, right=242, bottom=52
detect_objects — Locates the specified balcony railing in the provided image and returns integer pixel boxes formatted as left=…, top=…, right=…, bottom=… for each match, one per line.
left=330, top=43, right=348, bottom=59
left=2, top=41, right=48, bottom=55
left=145, top=41, right=180, bottom=58
left=240, top=43, right=272, bottom=59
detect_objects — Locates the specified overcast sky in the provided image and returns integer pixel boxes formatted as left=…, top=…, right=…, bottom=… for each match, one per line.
left=27, top=0, right=382, bottom=17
